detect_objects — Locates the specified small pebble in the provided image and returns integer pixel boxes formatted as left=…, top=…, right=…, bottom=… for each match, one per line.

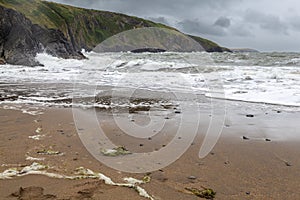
left=187, top=176, right=197, bottom=180
left=246, top=192, right=250, bottom=195
left=57, top=130, right=64, bottom=134
left=285, top=162, right=292, bottom=167
left=157, top=176, right=168, bottom=182
left=265, top=138, right=271, bottom=142
left=139, top=144, right=144, bottom=147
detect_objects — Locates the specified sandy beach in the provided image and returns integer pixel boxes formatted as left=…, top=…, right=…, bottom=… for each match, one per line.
left=0, top=104, right=299, bottom=200
left=1, top=0, right=300, bottom=199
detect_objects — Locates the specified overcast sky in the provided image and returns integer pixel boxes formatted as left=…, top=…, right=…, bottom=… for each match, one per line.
left=49, top=0, right=300, bottom=52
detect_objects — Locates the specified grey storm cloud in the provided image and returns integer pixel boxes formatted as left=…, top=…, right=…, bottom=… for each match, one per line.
left=230, top=24, right=253, bottom=37
left=48, top=0, right=300, bottom=51
left=289, top=16, right=300, bottom=31
left=177, top=19, right=226, bottom=36
left=53, top=0, right=239, bottom=11
left=244, top=10, right=288, bottom=34
left=50, top=0, right=242, bottom=19
left=148, top=17, right=169, bottom=25
left=214, top=17, right=231, bottom=28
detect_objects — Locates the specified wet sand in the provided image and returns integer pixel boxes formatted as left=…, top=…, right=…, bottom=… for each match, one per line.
left=0, top=107, right=300, bottom=199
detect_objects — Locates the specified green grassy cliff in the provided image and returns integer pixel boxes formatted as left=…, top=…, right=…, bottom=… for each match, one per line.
left=0, top=0, right=228, bottom=52
left=0, top=0, right=170, bottom=51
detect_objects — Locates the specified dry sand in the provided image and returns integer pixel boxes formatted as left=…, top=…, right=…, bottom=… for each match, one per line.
left=0, top=107, right=300, bottom=199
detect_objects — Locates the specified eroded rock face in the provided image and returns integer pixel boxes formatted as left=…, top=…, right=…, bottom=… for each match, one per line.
left=0, top=6, right=40, bottom=66
left=0, top=6, right=84, bottom=66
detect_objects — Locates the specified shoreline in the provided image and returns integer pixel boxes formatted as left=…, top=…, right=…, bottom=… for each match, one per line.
left=0, top=106, right=300, bottom=199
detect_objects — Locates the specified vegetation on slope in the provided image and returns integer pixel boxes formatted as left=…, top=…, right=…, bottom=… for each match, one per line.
left=0, top=0, right=228, bottom=52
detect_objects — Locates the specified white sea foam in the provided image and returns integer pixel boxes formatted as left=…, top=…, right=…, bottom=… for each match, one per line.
left=0, top=52, right=299, bottom=111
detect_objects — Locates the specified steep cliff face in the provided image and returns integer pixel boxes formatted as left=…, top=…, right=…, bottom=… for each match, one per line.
left=0, top=0, right=230, bottom=66
left=0, top=6, right=40, bottom=66
left=0, top=5, right=84, bottom=66
left=0, top=0, right=169, bottom=52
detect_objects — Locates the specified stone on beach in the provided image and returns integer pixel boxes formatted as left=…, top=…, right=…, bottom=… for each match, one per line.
left=101, top=146, right=132, bottom=157
left=187, top=176, right=197, bottom=180
left=242, top=136, right=250, bottom=140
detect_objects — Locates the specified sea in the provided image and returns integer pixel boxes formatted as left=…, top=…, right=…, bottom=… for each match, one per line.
left=0, top=51, right=300, bottom=115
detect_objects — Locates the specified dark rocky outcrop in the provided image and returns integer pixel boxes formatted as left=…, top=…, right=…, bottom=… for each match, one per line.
left=230, top=48, right=259, bottom=53
left=0, top=5, right=84, bottom=66
left=0, top=6, right=40, bottom=66
left=131, top=48, right=166, bottom=53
